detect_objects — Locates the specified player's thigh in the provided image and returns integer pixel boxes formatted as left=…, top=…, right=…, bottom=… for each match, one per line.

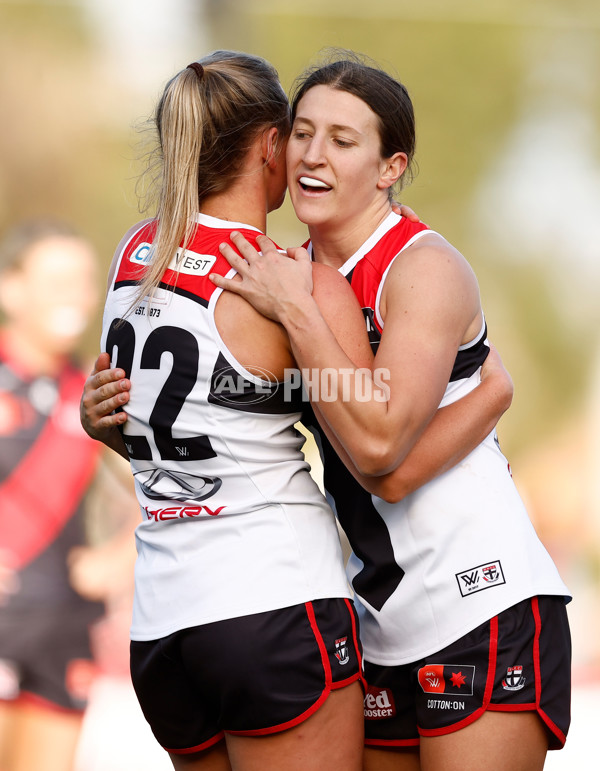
left=169, top=739, right=232, bottom=771
left=225, top=681, right=364, bottom=771
left=420, top=710, right=547, bottom=771
left=364, top=745, right=421, bottom=771
left=9, top=702, right=83, bottom=771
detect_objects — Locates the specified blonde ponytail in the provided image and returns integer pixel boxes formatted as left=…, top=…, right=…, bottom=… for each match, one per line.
left=130, top=50, right=290, bottom=311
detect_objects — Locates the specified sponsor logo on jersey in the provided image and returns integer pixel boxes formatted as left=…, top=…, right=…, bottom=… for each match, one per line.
left=364, top=686, right=396, bottom=719
left=502, top=665, right=526, bottom=691
left=169, top=248, right=217, bottom=276
left=334, top=636, right=349, bottom=665
left=144, top=504, right=227, bottom=521
left=134, top=468, right=222, bottom=503
left=456, top=560, right=505, bottom=597
left=130, top=242, right=153, bottom=265
left=417, top=664, right=475, bottom=696
left=129, top=244, right=218, bottom=277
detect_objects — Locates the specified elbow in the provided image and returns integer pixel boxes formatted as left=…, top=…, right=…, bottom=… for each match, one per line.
left=361, top=472, right=408, bottom=504
left=375, top=479, right=407, bottom=505
left=351, top=436, right=401, bottom=478
left=502, top=381, right=514, bottom=413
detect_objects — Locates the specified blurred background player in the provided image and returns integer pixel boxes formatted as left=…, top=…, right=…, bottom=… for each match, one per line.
left=0, top=220, right=137, bottom=771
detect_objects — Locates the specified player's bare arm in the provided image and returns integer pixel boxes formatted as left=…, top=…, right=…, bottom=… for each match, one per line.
left=213, top=231, right=481, bottom=477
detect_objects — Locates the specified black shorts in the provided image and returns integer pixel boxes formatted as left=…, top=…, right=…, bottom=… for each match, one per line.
left=0, top=604, right=100, bottom=712
left=363, top=595, right=571, bottom=750
left=130, top=597, right=363, bottom=755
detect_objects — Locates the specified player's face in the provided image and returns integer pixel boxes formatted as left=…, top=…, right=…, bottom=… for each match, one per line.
left=286, top=85, right=393, bottom=236
left=3, top=236, right=99, bottom=357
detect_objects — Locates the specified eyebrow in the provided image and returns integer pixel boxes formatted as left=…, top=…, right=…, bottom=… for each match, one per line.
left=293, top=117, right=362, bottom=136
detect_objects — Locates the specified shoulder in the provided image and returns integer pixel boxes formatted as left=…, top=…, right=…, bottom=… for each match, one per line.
left=312, top=262, right=361, bottom=311
left=215, top=285, right=295, bottom=378
left=380, top=232, right=482, bottom=336
left=386, top=232, right=478, bottom=291
left=107, top=219, right=155, bottom=290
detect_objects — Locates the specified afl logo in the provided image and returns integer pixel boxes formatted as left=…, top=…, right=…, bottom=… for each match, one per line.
left=210, top=365, right=279, bottom=406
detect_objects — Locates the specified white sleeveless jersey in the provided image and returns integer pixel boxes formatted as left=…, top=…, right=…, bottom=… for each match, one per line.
left=305, top=212, right=570, bottom=666
left=102, top=214, right=351, bottom=641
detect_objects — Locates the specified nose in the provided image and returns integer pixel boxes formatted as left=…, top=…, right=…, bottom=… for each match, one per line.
left=302, top=135, right=326, bottom=167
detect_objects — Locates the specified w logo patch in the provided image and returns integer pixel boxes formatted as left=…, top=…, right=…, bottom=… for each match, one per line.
left=456, top=560, right=505, bottom=597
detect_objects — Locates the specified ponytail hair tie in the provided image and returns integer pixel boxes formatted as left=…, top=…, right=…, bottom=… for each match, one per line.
left=187, top=62, right=205, bottom=80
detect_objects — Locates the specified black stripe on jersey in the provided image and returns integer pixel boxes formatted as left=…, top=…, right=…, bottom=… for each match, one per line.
left=112, top=280, right=210, bottom=309
left=449, top=324, right=489, bottom=382
left=362, top=308, right=381, bottom=354
left=303, top=405, right=405, bottom=612
left=208, top=352, right=305, bottom=415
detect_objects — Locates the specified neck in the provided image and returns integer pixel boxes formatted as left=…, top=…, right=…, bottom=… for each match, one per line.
left=308, top=199, right=393, bottom=268
left=201, top=147, right=269, bottom=233
left=201, top=189, right=267, bottom=232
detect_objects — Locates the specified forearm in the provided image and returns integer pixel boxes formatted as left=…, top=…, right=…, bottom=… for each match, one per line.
left=281, top=295, right=420, bottom=475
left=369, top=370, right=512, bottom=501
left=315, top=367, right=512, bottom=503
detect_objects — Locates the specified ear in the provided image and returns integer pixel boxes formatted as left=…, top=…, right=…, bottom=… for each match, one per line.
left=262, top=126, right=281, bottom=169
left=377, top=152, right=407, bottom=190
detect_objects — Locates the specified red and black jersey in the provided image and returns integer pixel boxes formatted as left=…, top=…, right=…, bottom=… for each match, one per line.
left=0, top=340, right=102, bottom=608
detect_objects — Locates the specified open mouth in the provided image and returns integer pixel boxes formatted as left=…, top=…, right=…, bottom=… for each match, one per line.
left=299, top=176, right=332, bottom=192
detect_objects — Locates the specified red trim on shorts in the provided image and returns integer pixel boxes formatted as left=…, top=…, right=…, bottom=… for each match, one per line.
left=331, top=673, right=362, bottom=689
left=486, top=597, right=566, bottom=748
left=227, top=602, right=333, bottom=737
left=332, top=598, right=365, bottom=691
left=532, top=596, right=542, bottom=708
left=305, top=600, right=332, bottom=684
left=226, top=692, right=330, bottom=737
left=366, top=737, right=420, bottom=748
left=165, top=730, right=225, bottom=755
left=531, top=597, right=567, bottom=748
left=419, top=614, right=500, bottom=738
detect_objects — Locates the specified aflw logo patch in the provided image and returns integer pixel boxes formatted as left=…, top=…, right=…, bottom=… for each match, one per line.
left=456, top=560, right=505, bottom=597
left=418, top=664, right=475, bottom=695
